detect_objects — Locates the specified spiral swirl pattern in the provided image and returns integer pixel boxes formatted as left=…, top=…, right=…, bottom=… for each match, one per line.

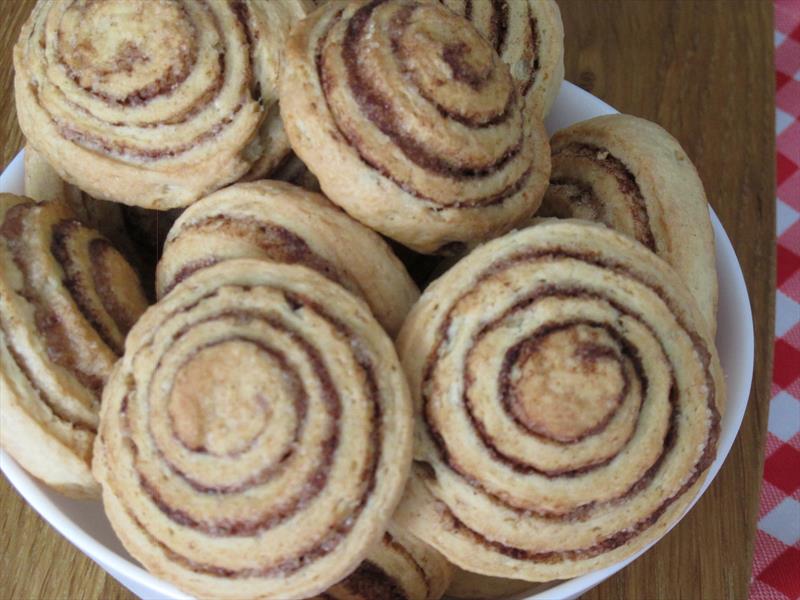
left=0, top=193, right=147, bottom=497
left=14, top=0, right=308, bottom=209
left=95, top=259, right=413, bottom=599
left=439, top=0, right=564, bottom=118
left=280, top=0, right=550, bottom=254
left=537, top=114, right=718, bottom=334
left=314, top=526, right=452, bottom=600
left=156, top=180, right=419, bottom=335
left=394, top=220, right=724, bottom=581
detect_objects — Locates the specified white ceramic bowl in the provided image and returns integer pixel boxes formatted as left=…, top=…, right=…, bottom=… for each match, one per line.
left=1, top=81, right=754, bottom=600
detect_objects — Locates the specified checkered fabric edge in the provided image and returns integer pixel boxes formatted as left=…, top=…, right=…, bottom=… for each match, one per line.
left=749, top=2, right=800, bottom=599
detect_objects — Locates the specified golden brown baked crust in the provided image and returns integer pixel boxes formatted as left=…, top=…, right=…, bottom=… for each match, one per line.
left=0, top=193, right=147, bottom=497
left=14, top=0, right=309, bottom=209
left=156, top=180, right=418, bottom=335
left=394, top=220, right=725, bottom=581
left=439, top=0, right=564, bottom=119
left=280, top=0, right=551, bottom=254
left=94, top=259, right=414, bottom=599
left=314, top=526, right=452, bottom=600
left=537, top=114, right=718, bottom=334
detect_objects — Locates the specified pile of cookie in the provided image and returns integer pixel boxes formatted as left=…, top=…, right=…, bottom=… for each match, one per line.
left=1, top=1, right=724, bottom=599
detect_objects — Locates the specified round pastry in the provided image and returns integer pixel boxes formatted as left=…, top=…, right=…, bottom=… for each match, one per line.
left=0, top=193, right=148, bottom=497
left=393, top=220, right=725, bottom=581
left=315, top=526, right=452, bottom=600
left=537, top=114, right=718, bottom=334
left=446, top=567, right=546, bottom=600
left=94, top=259, right=414, bottom=599
left=156, top=181, right=418, bottom=335
left=280, top=0, right=551, bottom=254
left=439, top=0, right=564, bottom=119
left=14, top=0, right=309, bottom=209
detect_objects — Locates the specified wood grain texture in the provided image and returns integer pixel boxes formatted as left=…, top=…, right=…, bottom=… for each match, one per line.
left=0, top=1, right=775, bottom=599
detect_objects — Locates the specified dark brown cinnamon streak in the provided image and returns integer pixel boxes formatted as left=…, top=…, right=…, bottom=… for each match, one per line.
left=100, top=274, right=404, bottom=585
left=0, top=318, right=96, bottom=433
left=522, top=14, right=541, bottom=96
left=161, top=216, right=346, bottom=296
left=337, top=2, right=518, bottom=173
left=51, top=221, right=122, bottom=355
left=550, top=143, right=657, bottom=251
left=1, top=193, right=148, bottom=498
left=315, top=1, right=531, bottom=208
left=333, top=561, right=407, bottom=600
left=420, top=250, right=718, bottom=516
left=491, top=0, right=509, bottom=54
left=395, top=222, right=721, bottom=579
left=313, top=528, right=450, bottom=600
left=2, top=203, right=104, bottom=396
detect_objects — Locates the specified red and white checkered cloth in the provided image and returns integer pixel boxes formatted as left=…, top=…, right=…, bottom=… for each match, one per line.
left=749, top=2, right=800, bottom=599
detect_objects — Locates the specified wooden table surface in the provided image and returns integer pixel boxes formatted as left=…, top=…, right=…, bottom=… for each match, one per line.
left=0, top=1, right=775, bottom=599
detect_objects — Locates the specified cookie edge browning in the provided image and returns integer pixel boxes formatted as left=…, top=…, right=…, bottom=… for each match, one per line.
left=394, top=220, right=725, bottom=581
left=155, top=180, right=419, bottom=336
left=548, top=114, right=718, bottom=336
left=94, top=259, right=415, bottom=599
left=13, top=1, right=262, bottom=209
left=280, top=0, right=551, bottom=254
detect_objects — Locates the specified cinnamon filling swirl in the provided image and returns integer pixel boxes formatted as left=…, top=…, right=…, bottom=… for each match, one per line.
left=30, top=0, right=258, bottom=160
left=0, top=319, right=96, bottom=433
left=522, top=15, right=541, bottom=96
left=56, top=1, right=199, bottom=107
left=442, top=0, right=542, bottom=97
left=161, top=216, right=350, bottom=296
left=315, top=0, right=533, bottom=208
left=549, top=143, right=656, bottom=250
left=1, top=203, right=105, bottom=397
left=110, top=290, right=386, bottom=577
left=418, top=249, right=719, bottom=550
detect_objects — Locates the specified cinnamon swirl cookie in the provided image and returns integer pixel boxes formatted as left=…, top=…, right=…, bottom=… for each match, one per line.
left=94, top=259, right=414, bottom=599
left=538, top=114, right=718, bottom=333
left=14, top=0, right=309, bottom=209
left=156, top=181, right=418, bottom=335
left=439, top=0, right=564, bottom=119
left=0, top=194, right=147, bottom=497
left=315, top=526, right=452, bottom=600
left=280, top=0, right=551, bottom=254
left=394, top=220, right=725, bottom=581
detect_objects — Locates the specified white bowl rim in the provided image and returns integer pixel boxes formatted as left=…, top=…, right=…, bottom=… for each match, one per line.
left=0, top=81, right=755, bottom=600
